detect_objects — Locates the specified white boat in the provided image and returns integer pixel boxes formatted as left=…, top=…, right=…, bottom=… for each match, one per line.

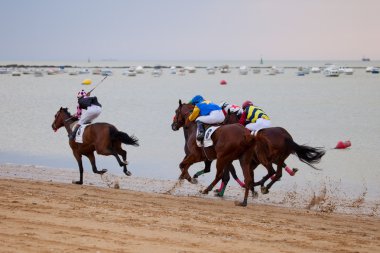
left=135, top=66, right=145, bottom=74
left=264, top=68, right=277, bottom=75
left=11, top=71, right=21, bottom=76
left=122, top=66, right=137, bottom=76
left=169, top=66, right=177, bottom=74
left=252, top=68, right=261, bottom=74
left=101, top=69, right=113, bottom=76
left=238, top=66, right=249, bottom=75
left=220, top=65, right=230, bottom=73
left=92, top=68, right=101, bottom=75
left=372, top=67, right=379, bottom=74
left=366, top=66, right=374, bottom=72
left=185, top=66, right=196, bottom=73
left=34, top=70, right=44, bottom=77
left=206, top=67, right=216, bottom=75
left=152, top=66, right=162, bottom=77
left=323, top=67, right=340, bottom=77
left=343, top=68, right=354, bottom=75
left=78, top=68, right=90, bottom=74
left=0, top=68, right=11, bottom=74
left=311, top=67, right=321, bottom=73
left=68, top=70, right=79, bottom=75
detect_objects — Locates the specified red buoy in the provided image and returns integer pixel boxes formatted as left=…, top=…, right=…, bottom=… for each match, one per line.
left=220, top=80, right=227, bottom=85
left=334, top=140, right=351, bottom=149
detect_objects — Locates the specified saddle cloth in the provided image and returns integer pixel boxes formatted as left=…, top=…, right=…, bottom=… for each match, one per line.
left=75, top=124, right=90, bottom=143
left=196, top=126, right=219, bottom=147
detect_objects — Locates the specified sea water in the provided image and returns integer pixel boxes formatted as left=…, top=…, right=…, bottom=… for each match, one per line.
left=0, top=60, right=379, bottom=202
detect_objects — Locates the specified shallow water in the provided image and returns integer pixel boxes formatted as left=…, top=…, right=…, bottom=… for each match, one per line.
left=1, top=60, right=380, bottom=202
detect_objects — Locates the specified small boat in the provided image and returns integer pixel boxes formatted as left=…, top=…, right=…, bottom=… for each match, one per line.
left=169, top=66, right=177, bottom=74
left=135, top=66, right=145, bottom=74
left=343, top=68, right=354, bottom=75
left=34, top=70, right=44, bottom=77
left=311, top=67, right=321, bottom=73
left=323, top=67, right=340, bottom=77
left=152, top=66, right=162, bottom=77
left=206, top=67, right=216, bottom=75
left=101, top=69, right=113, bottom=76
left=0, top=68, right=11, bottom=74
left=362, top=57, right=370, bottom=61
left=78, top=68, right=90, bottom=74
left=372, top=67, right=379, bottom=74
left=92, top=68, right=101, bottom=75
left=185, top=66, right=196, bottom=73
left=365, top=66, right=374, bottom=72
left=220, top=65, right=230, bottom=73
left=239, top=66, right=249, bottom=75
left=11, top=71, right=22, bottom=76
left=252, top=68, right=261, bottom=74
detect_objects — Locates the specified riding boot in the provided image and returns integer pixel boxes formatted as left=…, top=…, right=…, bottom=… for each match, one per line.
left=69, top=125, right=80, bottom=140
left=196, top=121, right=205, bottom=141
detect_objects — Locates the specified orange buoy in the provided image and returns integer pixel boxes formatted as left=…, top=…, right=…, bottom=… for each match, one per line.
left=334, top=140, right=351, bottom=149
left=220, top=80, right=227, bottom=85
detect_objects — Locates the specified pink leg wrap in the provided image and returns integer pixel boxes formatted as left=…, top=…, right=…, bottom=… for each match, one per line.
left=285, top=166, right=295, bottom=176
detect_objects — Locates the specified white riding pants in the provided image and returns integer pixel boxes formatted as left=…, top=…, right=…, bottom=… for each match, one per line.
left=245, top=118, right=271, bottom=132
left=78, top=105, right=102, bottom=125
left=196, top=110, right=225, bottom=124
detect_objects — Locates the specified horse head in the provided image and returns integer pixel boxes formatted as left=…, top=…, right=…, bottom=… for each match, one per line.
left=52, top=107, right=71, bottom=132
left=223, top=109, right=241, bottom=125
left=171, top=99, right=194, bottom=131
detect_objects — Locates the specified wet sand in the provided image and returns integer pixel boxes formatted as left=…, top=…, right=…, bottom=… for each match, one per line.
left=0, top=165, right=379, bottom=253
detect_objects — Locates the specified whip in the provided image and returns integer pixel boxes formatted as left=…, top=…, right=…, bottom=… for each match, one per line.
left=88, top=75, right=108, bottom=94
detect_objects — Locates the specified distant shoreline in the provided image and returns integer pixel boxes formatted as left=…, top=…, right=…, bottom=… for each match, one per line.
left=0, top=63, right=377, bottom=69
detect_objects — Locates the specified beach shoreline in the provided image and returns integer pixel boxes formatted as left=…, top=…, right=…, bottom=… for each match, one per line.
left=0, top=163, right=379, bottom=252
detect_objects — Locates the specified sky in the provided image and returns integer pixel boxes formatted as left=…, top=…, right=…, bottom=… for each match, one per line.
left=1, top=0, right=379, bottom=61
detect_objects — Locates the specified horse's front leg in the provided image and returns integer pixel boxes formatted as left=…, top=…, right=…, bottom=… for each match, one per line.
left=193, top=160, right=212, bottom=179
left=202, top=157, right=229, bottom=194
left=87, top=152, right=107, bottom=175
left=179, top=155, right=198, bottom=184
left=73, top=153, right=84, bottom=184
left=235, top=151, right=254, bottom=206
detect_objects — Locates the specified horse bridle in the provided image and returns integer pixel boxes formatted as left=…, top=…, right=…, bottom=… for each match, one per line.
left=173, top=104, right=193, bottom=130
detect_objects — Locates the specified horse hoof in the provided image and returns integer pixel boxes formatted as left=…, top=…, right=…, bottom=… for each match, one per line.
left=234, top=201, right=247, bottom=207
left=72, top=180, right=83, bottom=185
left=214, top=189, right=220, bottom=193
left=261, top=186, right=269, bottom=194
left=292, top=168, right=299, bottom=174
left=201, top=190, right=209, bottom=195
left=252, top=191, right=259, bottom=198
left=214, top=192, right=223, bottom=198
left=100, top=169, right=108, bottom=174
left=190, top=178, right=198, bottom=184
left=124, top=170, right=132, bottom=176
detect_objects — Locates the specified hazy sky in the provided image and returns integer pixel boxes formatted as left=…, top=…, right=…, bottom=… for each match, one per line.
left=1, top=0, right=379, bottom=61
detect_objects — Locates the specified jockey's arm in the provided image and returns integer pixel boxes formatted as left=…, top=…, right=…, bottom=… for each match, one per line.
left=239, top=111, right=247, bottom=125
left=188, top=107, right=200, bottom=121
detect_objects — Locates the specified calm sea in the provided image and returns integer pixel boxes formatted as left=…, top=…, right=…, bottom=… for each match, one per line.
left=1, top=60, right=379, bottom=200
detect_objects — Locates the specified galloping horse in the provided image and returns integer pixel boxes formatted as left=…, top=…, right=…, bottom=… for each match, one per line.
left=172, top=101, right=255, bottom=195
left=171, top=100, right=245, bottom=196
left=223, top=111, right=326, bottom=206
left=51, top=107, right=139, bottom=184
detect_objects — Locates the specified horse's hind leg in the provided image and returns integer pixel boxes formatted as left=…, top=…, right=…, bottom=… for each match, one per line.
left=202, top=157, right=231, bottom=194
left=86, top=152, right=107, bottom=174
left=262, top=162, right=284, bottom=194
left=115, top=144, right=131, bottom=176
left=214, top=164, right=231, bottom=197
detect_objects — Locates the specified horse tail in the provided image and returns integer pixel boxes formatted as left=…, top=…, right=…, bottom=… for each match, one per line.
left=110, top=127, right=139, bottom=147
left=289, top=140, right=325, bottom=170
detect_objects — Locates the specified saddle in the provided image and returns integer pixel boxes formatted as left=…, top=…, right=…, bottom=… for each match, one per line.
left=196, top=126, right=220, bottom=147
left=74, top=124, right=90, bottom=143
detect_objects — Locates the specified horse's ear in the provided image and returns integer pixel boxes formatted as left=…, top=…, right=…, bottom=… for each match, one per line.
left=179, top=99, right=182, bottom=106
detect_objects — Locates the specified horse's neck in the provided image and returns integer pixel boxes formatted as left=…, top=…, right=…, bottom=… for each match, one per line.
left=64, top=119, right=77, bottom=135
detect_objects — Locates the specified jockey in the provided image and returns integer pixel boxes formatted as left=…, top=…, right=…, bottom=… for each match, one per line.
left=239, top=100, right=271, bottom=133
left=69, top=89, right=102, bottom=140
left=188, top=95, right=224, bottom=141
left=219, top=101, right=243, bottom=116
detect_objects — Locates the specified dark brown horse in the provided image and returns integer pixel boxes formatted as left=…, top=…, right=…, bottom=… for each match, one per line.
left=51, top=107, right=139, bottom=184
left=171, top=100, right=245, bottom=197
left=223, top=111, right=326, bottom=206
left=172, top=101, right=256, bottom=196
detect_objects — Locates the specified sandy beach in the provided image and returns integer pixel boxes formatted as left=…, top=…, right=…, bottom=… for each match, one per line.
left=0, top=164, right=379, bottom=253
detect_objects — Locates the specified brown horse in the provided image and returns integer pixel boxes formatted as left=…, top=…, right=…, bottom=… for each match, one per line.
left=171, top=101, right=245, bottom=197
left=51, top=107, right=139, bottom=184
left=172, top=101, right=256, bottom=196
left=223, top=110, right=326, bottom=206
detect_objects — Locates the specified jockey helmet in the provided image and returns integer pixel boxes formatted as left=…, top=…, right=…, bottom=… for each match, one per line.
left=242, top=100, right=253, bottom=109
left=219, top=101, right=229, bottom=109
left=190, top=95, right=204, bottom=105
left=77, top=89, right=87, bottom=98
